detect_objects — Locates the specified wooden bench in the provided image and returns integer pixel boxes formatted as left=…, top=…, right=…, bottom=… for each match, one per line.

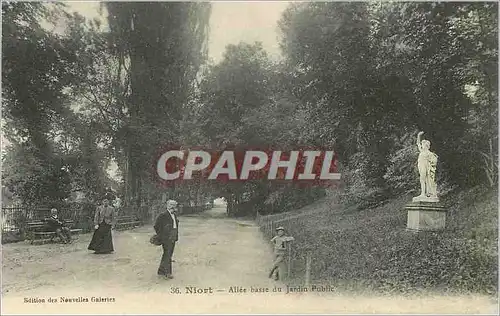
left=114, top=215, right=142, bottom=231
left=26, top=220, right=83, bottom=245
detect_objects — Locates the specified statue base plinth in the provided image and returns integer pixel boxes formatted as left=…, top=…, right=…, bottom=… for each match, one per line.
left=412, top=195, right=439, bottom=203
left=404, top=201, right=447, bottom=231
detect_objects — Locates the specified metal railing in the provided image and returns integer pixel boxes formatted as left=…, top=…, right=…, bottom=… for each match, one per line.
left=1, top=204, right=96, bottom=243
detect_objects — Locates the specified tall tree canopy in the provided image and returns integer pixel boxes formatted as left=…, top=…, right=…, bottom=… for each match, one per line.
left=1, top=2, right=105, bottom=205
left=103, top=2, right=212, bottom=206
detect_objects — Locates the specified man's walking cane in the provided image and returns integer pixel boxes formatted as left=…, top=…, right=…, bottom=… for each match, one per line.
left=287, top=242, right=292, bottom=280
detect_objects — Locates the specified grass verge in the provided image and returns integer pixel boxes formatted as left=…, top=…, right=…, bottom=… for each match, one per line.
left=259, top=186, right=498, bottom=295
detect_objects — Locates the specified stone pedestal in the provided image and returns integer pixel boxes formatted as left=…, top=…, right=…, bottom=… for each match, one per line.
left=412, top=195, right=439, bottom=203
left=404, top=201, right=447, bottom=231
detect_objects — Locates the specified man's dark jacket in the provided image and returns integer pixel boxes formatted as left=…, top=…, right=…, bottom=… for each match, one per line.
left=45, top=216, right=64, bottom=231
left=154, top=211, right=179, bottom=244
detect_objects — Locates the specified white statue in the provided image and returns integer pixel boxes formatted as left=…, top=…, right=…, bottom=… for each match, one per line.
left=413, top=131, right=439, bottom=202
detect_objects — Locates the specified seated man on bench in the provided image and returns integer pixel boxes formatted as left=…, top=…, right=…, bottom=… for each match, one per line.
left=45, top=208, right=72, bottom=244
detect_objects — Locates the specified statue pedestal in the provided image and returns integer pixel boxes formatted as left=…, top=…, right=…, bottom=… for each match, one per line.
left=404, top=201, right=447, bottom=231
left=412, top=195, right=439, bottom=203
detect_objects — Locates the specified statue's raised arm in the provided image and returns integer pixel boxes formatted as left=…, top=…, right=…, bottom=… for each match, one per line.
left=417, top=131, right=424, bottom=152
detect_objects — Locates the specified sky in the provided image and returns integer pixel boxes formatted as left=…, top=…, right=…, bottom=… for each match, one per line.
left=2, top=1, right=291, bottom=179
left=64, top=1, right=290, bottom=62
left=208, top=1, right=290, bottom=62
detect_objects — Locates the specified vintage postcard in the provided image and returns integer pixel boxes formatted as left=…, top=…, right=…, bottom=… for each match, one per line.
left=1, top=0, right=498, bottom=314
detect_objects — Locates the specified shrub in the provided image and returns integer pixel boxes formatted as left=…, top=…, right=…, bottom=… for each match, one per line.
left=384, top=143, right=418, bottom=195
left=342, top=152, right=388, bottom=209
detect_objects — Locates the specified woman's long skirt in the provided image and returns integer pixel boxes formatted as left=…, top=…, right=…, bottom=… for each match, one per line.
left=88, top=222, right=114, bottom=253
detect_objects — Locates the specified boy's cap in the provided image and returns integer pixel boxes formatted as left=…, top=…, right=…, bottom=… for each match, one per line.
left=276, top=226, right=285, bottom=231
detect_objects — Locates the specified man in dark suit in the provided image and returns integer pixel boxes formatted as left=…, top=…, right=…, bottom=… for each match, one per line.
left=45, top=208, right=71, bottom=244
left=154, top=199, right=179, bottom=279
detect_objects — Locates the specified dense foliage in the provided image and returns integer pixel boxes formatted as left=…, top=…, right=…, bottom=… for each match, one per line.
left=2, top=2, right=105, bottom=206
left=2, top=2, right=212, bottom=208
left=2, top=2, right=497, bottom=216
left=189, top=2, right=498, bottom=214
left=274, top=2, right=498, bottom=208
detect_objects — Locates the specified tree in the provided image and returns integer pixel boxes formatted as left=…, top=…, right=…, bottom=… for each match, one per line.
left=371, top=2, right=497, bottom=188
left=2, top=3, right=120, bottom=206
left=192, top=42, right=322, bottom=216
left=2, top=2, right=87, bottom=158
left=2, top=3, right=100, bottom=206
left=104, top=2, right=212, bottom=207
left=2, top=142, right=71, bottom=206
left=279, top=2, right=392, bottom=204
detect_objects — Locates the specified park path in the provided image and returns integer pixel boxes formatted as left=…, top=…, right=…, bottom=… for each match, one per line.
left=2, top=205, right=498, bottom=314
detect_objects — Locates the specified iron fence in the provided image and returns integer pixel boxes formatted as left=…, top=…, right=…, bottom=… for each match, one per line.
left=1, top=204, right=96, bottom=243
left=1, top=207, right=26, bottom=232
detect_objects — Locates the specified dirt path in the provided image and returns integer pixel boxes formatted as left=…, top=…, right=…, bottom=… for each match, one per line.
left=2, top=206, right=498, bottom=314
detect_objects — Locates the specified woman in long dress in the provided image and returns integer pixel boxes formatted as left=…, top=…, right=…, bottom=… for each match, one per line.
left=88, top=199, right=116, bottom=254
